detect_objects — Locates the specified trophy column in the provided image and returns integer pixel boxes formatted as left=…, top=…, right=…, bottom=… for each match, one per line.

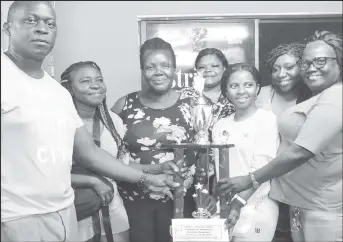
left=155, top=143, right=234, bottom=219
left=218, top=147, right=231, bottom=218
left=173, top=148, right=185, bottom=219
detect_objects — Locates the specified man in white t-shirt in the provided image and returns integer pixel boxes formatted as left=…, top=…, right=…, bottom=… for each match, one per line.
left=1, top=2, right=179, bottom=241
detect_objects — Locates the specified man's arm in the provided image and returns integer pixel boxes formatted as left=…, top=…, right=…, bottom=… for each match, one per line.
left=74, top=126, right=146, bottom=183
left=71, top=173, right=98, bottom=189
left=73, top=126, right=180, bottom=193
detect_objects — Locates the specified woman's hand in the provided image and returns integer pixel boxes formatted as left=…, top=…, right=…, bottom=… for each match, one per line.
left=159, top=160, right=189, bottom=178
left=225, top=205, right=242, bottom=230
left=195, top=167, right=207, bottom=179
left=144, top=173, right=177, bottom=199
left=91, top=177, right=114, bottom=206
left=205, top=195, right=218, bottom=215
left=216, top=175, right=251, bottom=199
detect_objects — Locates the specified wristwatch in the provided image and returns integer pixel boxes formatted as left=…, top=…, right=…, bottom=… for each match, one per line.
left=137, top=170, right=148, bottom=187
left=249, top=172, right=260, bottom=189
left=232, top=194, right=247, bottom=207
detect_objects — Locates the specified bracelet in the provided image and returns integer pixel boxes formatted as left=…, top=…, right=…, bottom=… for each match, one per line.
left=249, top=172, right=260, bottom=189
left=137, top=170, right=148, bottom=187
left=231, top=194, right=247, bottom=207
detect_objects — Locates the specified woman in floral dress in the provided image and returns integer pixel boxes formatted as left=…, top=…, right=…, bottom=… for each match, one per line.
left=111, top=37, right=196, bottom=242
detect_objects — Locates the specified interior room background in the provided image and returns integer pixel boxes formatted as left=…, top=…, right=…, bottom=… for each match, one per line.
left=1, top=1, right=342, bottom=107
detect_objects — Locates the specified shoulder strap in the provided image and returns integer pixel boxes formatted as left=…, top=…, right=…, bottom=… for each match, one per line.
left=93, top=116, right=114, bottom=242
left=101, top=206, right=114, bottom=242
left=93, top=116, right=101, bottom=147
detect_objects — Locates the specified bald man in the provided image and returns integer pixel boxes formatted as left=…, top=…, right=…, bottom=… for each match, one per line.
left=1, top=2, right=179, bottom=241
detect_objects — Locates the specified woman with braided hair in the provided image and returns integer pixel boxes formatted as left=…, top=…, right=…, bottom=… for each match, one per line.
left=256, top=42, right=312, bottom=117
left=60, top=61, right=130, bottom=242
left=257, top=44, right=312, bottom=242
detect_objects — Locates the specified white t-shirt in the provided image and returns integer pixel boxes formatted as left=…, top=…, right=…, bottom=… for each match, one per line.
left=212, top=108, right=280, bottom=203
left=1, top=54, right=84, bottom=222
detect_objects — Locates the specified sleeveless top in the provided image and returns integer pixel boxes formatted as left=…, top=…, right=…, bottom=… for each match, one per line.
left=118, top=91, right=196, bottom=202
left=255, top=85, right=275, bottom=112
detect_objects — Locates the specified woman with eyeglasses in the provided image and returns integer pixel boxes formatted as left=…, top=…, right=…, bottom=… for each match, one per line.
left=216, top=30, right=342, bottom=242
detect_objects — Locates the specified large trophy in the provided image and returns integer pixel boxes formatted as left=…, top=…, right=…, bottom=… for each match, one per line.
left=157, top=73, right=234, bottom=241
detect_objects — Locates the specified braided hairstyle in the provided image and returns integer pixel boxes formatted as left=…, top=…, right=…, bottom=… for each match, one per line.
left=265, top=42, right=305, bottom=72
left=60, top=61, right=125, bottom=159
left=265, top=42, right=312, bottom=103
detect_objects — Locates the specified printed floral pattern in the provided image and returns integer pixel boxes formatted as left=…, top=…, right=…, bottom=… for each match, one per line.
left=180, top=87, right=235, bottom=129
left=118, top=92, right=196, bottom=202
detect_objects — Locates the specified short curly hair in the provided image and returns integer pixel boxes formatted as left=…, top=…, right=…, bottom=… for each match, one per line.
left=305, top=30, right=342, bottom=77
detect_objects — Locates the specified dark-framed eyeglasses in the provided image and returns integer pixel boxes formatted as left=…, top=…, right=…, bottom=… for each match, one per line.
left=297, top=57, right=337, bottom=71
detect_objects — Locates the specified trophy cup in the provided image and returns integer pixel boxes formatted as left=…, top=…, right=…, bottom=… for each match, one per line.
left=190, top=73, right=213, bottom=219
left=191, top=73, right=213, bottom=145
left=156, top=73, right=233, bottom=241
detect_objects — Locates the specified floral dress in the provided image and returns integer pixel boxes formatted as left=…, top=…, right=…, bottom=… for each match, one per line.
left=179, top=87, right=235, bottom=177
left=118, top=92, right=196, bottom=203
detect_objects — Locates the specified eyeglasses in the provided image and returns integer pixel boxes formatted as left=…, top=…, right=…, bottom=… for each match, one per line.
left=297, top=57, right=337, bottom=71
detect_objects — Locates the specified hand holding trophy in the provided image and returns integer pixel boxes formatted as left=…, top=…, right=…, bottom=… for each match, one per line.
left=158, top=71, right=231, bottom=241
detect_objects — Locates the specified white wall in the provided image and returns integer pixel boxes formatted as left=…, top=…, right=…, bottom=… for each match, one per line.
left=38, top=1, right=343, bottom=107
left=1, top=1, right=14, bottom=52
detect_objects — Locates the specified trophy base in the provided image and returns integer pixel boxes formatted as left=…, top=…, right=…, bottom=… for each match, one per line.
left=194, top=133, right=211, bottom=145
left=192, top=208, right=212, bottom=219
left=194, top=140, right=211, bottom=145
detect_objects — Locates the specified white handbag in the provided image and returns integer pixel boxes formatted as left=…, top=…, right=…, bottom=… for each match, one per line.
left=232, top=196, right=265, bottom=238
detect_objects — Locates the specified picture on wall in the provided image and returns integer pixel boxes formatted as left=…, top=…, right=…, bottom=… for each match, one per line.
left=141, top=20, right=256, bottom=90
left=139, top=14, right=342, bottom=89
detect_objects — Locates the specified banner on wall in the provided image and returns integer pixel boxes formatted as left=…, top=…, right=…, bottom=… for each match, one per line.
left=143, top=20, right=255, bottom=90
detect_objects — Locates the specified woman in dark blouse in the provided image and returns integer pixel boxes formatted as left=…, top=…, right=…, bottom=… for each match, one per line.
left=111, top=37, right=196, bottom=242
